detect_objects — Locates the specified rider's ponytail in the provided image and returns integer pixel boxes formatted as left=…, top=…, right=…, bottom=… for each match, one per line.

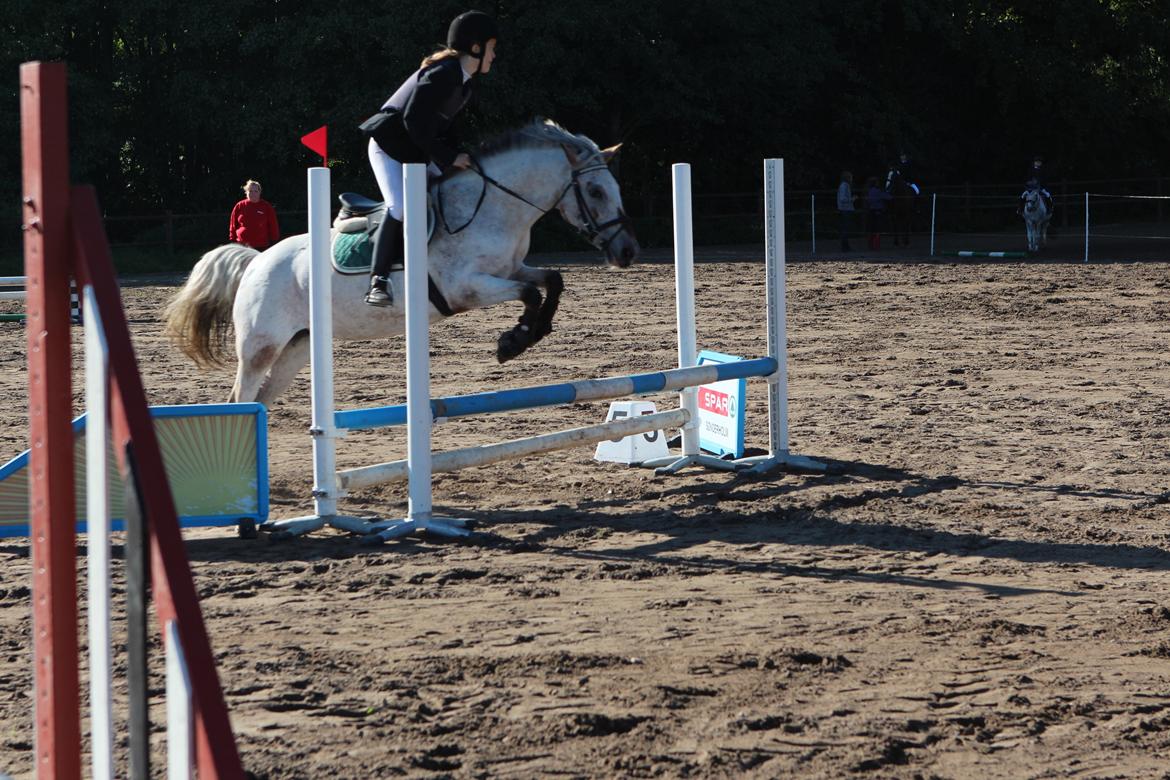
left=420, top=47, right=460, bottom=68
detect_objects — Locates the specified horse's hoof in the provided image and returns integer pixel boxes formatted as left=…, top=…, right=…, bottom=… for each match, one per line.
left=497, top=329, right=530, bottom=363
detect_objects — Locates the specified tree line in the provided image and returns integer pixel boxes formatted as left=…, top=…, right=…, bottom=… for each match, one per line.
left=2, top=0, right=1167, bottom=249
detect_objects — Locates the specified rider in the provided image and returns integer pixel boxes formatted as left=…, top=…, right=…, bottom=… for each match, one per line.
left=361, top=10, right=499, bottom=307
left=884, top=151, right=920, bottom=196
left=1018, top=155, right=1053, bottom=215
left=894, top=150, right=920, bottom=195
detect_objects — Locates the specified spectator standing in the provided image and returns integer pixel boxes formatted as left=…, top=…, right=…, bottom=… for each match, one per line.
left=865, top=176, right=892, bottom=250
left=895, top=150, right=920, bottom=194
left=228, top=180, right=281, bottom=250
left=837, top=171, right=857, bottom=252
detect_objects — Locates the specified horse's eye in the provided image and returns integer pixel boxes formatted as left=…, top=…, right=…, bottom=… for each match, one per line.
left=588, top=185, right=605, bottom=200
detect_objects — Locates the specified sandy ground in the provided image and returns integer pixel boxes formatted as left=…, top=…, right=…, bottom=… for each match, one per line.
left=2, top=251, right=1170, bottom=779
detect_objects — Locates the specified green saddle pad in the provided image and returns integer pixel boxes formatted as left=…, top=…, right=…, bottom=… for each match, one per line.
left=332, top=231, right=373, bottom=275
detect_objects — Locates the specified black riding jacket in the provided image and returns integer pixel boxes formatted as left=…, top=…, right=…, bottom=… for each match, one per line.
left=371, top=57, right=472, bottom=170
left=1026, top=166, right=1048, bottom=189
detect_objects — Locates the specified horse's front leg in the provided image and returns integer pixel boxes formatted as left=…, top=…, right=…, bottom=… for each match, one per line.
left=511, top=266, right=563, bottom=344
left=453, top=272, right=544, bottom=363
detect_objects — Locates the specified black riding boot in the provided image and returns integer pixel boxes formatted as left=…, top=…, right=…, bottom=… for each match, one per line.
left=365, top=213, right=404, bottom=307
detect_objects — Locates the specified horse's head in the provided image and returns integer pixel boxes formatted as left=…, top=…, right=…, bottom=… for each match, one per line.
left=1023, top=188, right=1040, bottom=213
left=556, top=141, right=640, bottom=268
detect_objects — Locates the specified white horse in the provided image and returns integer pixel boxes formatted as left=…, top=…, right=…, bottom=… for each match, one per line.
left=164, top=120, right=640, bottom=406
left=1022, top=188, right=1051, bottom=253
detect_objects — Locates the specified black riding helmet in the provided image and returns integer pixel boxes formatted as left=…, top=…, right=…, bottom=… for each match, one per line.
left=448, top=10, right=499, bottom=57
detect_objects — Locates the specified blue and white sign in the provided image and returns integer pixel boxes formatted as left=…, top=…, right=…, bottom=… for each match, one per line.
left=695, top=350, right=747, bottom=458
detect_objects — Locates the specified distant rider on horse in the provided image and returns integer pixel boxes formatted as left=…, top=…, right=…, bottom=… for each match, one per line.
left=885, top=150, right=920, bottom=196
left=1018, top=155, right=1054, bottom=216
left=360, top=10, right=500, bottom=307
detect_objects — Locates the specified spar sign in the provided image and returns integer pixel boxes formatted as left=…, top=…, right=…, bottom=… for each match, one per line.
left=696, top=349, right=747, bottom=458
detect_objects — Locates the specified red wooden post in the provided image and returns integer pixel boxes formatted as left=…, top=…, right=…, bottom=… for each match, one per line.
left=22, top=60, right=81, bottom=780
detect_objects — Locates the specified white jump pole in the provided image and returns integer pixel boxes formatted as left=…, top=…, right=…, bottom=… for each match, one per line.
left=308, top=166, right=338, bottom=520
left=1083, top=191, right=1090, bottom=264
left=365, top=163, right=471, bottom=544
left=810, top=194, right=816, bottom=255
left=164, top=620, right=193, bottom=780
left=83, top=286, right=113, bottom=780
left=643, top=163, right=739, bottom=474
left=930, top=193, right=937, bottom=257
left=264, top=166, right=375, bottom=538
left=342, top=408, right=690, bottom=490
left=736, top=158, right=826, bottom=474
left=405, top=161, right=436, bottom=523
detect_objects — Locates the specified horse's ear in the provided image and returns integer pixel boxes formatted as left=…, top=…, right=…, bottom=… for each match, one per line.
left=600, top=143, right=622, bottom=166
left=561, top=143, right=583, bottom=166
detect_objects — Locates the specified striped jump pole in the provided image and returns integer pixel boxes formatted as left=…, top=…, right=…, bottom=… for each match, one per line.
left=334, top=357, right=779, bottom=431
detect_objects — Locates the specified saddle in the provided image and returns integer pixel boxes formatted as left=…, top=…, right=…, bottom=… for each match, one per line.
left=331, top=192, right=437, bottom=275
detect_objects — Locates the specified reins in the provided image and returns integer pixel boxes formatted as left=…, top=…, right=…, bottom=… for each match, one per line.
left=435, top=151, right=632, bottom=252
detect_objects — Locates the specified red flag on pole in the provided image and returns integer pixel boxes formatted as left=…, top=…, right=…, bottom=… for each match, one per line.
left=301, top=126, right=328, bottom=167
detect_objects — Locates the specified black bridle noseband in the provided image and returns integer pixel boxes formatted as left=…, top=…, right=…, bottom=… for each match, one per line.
left=437, top=153, right=633, bottom=253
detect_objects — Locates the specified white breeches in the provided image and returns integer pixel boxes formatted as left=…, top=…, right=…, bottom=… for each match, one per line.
left=368, top=139, right=442, bottom=222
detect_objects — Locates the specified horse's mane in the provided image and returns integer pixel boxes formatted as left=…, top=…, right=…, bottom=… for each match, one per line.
left=475, top=118, right=600, bottom=163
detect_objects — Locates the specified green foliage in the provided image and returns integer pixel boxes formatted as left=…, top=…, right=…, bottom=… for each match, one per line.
left=1, top=0, right=1167, bottom=261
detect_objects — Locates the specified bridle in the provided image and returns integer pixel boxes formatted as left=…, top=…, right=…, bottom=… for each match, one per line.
left=437, top=151, right=634, bottom=253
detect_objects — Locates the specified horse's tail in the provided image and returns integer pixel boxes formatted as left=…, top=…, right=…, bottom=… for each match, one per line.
left=163, top=243, right=259, bottom=368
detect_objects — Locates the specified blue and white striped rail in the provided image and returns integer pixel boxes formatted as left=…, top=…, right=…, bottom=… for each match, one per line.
left=334, top=357, right=777, bottom=431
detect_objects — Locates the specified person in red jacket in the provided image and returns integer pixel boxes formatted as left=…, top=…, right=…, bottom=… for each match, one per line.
left=228, top=179, right=281, bottom=250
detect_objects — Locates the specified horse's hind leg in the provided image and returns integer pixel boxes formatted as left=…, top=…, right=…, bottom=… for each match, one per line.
left=230, top=339, right=278, bottom=403
left=255, top=331, right=310, bottom=406
left=230, top=331, right=311, bottom=405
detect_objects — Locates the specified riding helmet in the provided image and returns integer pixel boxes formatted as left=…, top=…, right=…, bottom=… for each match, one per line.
left=448, top=10, right=499, bottom=56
